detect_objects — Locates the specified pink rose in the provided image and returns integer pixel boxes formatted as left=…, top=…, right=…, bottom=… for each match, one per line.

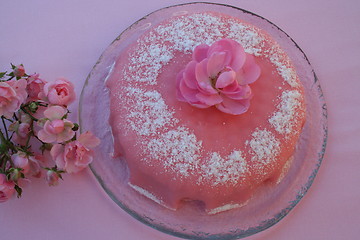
left=176, top=39, right=261, bottom=115
left=28, top=155, right=45, bottom=178
left=51, top=131, right=100, bottom=173
left=11, top=121, right=31, bottom=139
left=0, top=79, right=28, bottom=118
left=42, top=77, right=75, bottom=106
left=18, top=122, right=31, bottom=138
left=9, top=152, right=44, bottom=179
left=45, top=170, right=60, bottom=186
left=0, top=174, right=15, bottom=203
left=9, top=112, right=32, bottom=145
left=13, top=65, right=25, bottom=78
left=8, top=121, right=30, bottom=145
left=11, top=151, right=30, bottom=173
left=26, top=73, right=47, bottom=101
left=37, top=105, right=75, bottom=143
left=12, top=122, right=31, bottom=145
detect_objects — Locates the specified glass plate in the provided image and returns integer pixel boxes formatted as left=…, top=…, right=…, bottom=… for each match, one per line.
left=79, top=2, right=327, bottom=239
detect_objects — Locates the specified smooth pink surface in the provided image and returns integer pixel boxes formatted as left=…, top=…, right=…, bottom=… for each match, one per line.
left=1, top=0, right=359, bottom=239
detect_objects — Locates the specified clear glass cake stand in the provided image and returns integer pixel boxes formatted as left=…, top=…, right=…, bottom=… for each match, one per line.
left=79, top=2, right=327, bottom=239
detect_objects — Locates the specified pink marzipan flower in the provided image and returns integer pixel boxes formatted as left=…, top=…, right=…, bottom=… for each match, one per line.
left=26, top=73, right=47, bottom=101
left=42, top=77, right=75, bottom=106
left=37, top=105, right=75, bottom=143
left=0, top=79, right=28, bottom=118
left=0, top=174, right=15, bottom=203
left=176, top=39, right=261, bottom=115
left=51, top=131, right=100, bottom=173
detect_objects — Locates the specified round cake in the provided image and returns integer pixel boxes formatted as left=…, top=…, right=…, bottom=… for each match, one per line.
left=105, top=11, right=305, bottom=214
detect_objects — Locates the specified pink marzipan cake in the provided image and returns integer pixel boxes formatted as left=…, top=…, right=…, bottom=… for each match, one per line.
left=105, top=11, right=305, bottom=214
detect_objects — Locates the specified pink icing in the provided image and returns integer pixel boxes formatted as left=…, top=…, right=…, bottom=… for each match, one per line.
left=176, top=39, right=261, bottom=115
left=105, top=12, right=306, bottom=213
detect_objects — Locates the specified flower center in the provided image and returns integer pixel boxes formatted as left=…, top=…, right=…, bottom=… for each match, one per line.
left=55, top=86, right=68, bottom=97
left=210, top=66, right=231, bottom=90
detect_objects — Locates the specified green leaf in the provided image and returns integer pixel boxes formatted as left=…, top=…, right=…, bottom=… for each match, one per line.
left=0, top=142, right=8, bottom=153
left=0, top=71, right=7, bottom=78
left=72, top=123, right=79, bottom=131
left=14, top=185, right=23, bottom=198
left=10, top=63, right=16, bottom=69
left=58, top=173, right=64, bottom=180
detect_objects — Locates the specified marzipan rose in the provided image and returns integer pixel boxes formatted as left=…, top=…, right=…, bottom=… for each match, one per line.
left=176, top=38, right=261, bottom=115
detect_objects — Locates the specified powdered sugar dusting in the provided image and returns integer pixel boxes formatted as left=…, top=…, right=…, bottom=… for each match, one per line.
left=268, top=45, right=299, bottom=87
left=155, top=14, right=225, bottom=52
left=201, top=151, right=247, bottom=186
left=123, top=87, right=176, bottom=136
left=249, top=129, right=280, bottom=165
left=127, top=40, right=173, bottom=85
left=269, top=90, right=304, bottom=135
left=227, top=21, right=264, bottom=56
left=146, top=126, right=202, bottom=177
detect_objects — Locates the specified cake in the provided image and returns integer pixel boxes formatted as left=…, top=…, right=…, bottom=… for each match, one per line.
left=105, top=11, right=305, bottom=214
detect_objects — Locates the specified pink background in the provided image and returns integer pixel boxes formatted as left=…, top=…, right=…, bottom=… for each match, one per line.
left=1, top=0, right=359, bottom=239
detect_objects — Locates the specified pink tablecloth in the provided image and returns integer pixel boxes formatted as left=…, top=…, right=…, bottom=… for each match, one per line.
left=1, top=0, right=359, bottom=239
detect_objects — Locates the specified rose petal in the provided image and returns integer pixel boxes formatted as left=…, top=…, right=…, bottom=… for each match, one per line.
left=183, top=61, right=198, bottom=89
left=44, top=106, right=67, bottom=120
left=228, top=41, right=246, bottom=72
left=191, top=102, right=211, bottom=109
left=216, top=95, right=250, bottom=115
left=78, top=131, right=100, bottom=149
left=193, top=44, right=210, bottom=62
left=207, top=52, right=227, bottom=77
left=215, top=70, right=236, bottom=89
left=208, top=39, right=246, bottom=71
left=12, top=79, right=28, bottom=102
left=195, top=60, right=217, bottom=94
left=56, top=127, right=75, bottom=143
left=179, top=77, right=201, bottom=103
left=0, top=82, right=16, bottom=97
left=37, top=126, right=57, bottom=143
left=50, top=144, right=65, bottom=169
left=51, top=119, right=65, bottom=134
left=221, top=85, right=252, bottom=100
left=219, top=81, right=238, bottom=93
left=196, top=92, right=223, bottom=106
left=237, top=54, right=261, bottom=85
